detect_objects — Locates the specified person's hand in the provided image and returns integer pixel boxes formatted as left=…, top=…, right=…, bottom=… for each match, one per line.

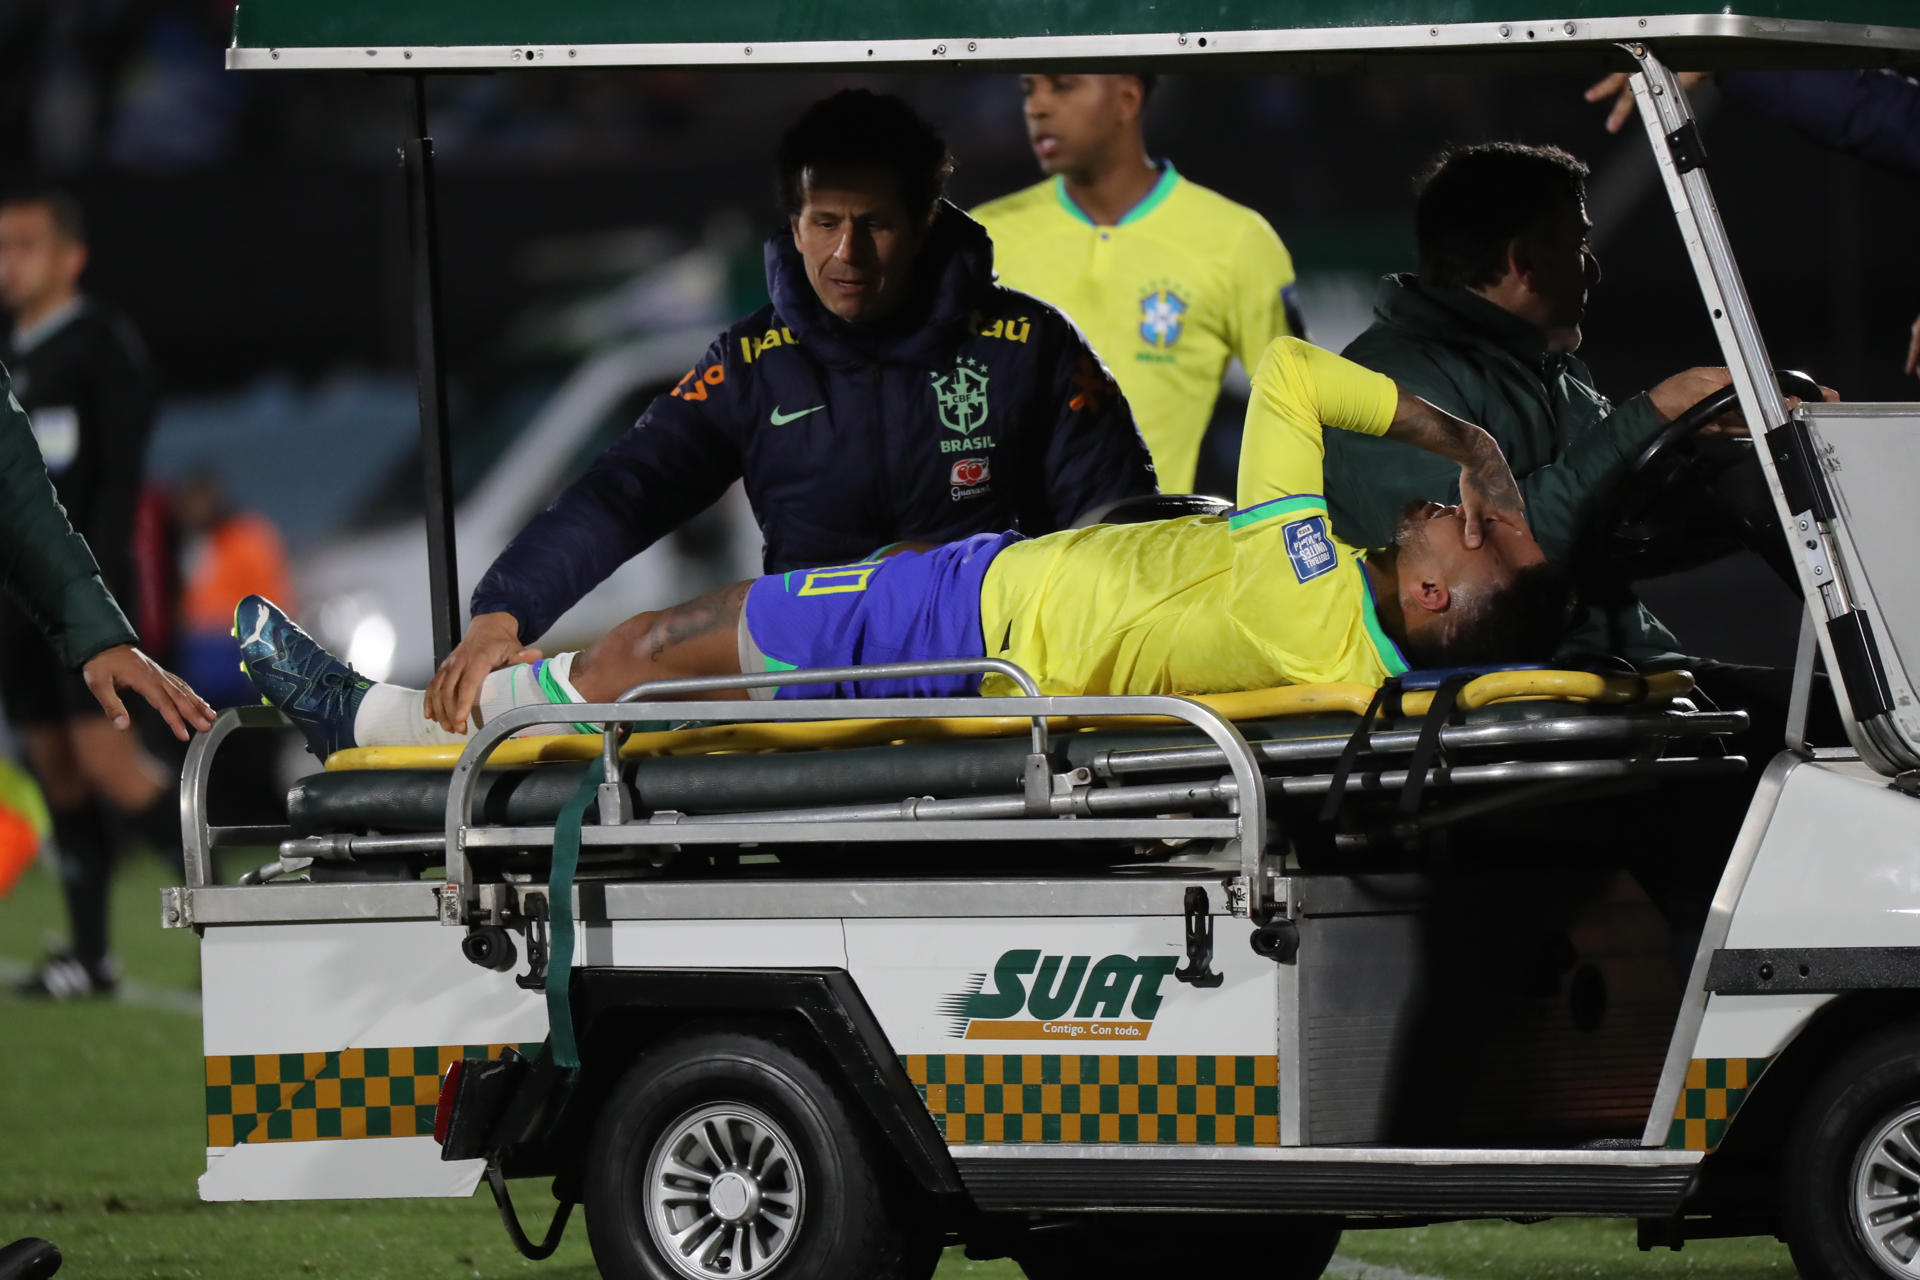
left=1457, top=427, right=1528, bottom=549
left=80, top=644, right=215, bottom=740
left=1584, top=69, right=1708, bottom=133
left=423, top=612, right=540, bottom=735
left=1906, top=312, right=1920, bottom=377
left=1648, top=367, right=1733, bottom=422
left=1648, top=368, right=1840, bottom=437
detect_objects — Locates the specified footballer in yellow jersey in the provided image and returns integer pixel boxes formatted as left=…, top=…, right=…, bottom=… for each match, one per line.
left=973, top=73, right=1305, bottom=492
left=242, top=341, right=1571, bottom=757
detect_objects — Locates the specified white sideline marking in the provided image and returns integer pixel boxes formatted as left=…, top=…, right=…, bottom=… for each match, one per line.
left=1327, top=1258, right=1449, bottom=1280
left=0, top=957, right=201, bottom=1015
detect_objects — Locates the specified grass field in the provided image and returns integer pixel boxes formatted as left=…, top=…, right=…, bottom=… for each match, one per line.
left=0, top=854, right=1804, bottom=1279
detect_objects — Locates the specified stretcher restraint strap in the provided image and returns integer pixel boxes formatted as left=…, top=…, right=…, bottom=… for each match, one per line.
left=541, top=762, right=601, bottom=1073
left=1398, top=672, right=1477, bottom=815
left=1317, top=678, right=1404, bottom=824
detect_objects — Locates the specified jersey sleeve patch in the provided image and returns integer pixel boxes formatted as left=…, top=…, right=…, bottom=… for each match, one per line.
left=1283, top=515, right=1339, bottom=583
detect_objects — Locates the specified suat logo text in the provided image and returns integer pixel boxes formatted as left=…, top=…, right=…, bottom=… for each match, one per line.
left=939, top=949, right=1179, bottom=1041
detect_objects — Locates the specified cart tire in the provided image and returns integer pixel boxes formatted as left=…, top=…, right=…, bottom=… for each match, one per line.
left=583, top=1029, right=934, bottom=1280
left=1782, top=1020, right=1920, bottom=1280
left=1013, top=1214, right=1341, bottom=1280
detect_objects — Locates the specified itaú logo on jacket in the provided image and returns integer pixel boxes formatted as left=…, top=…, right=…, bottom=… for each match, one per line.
left=938, top=949, right=1179, bottom=1040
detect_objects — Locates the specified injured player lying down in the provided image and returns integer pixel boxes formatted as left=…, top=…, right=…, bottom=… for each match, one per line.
left=240, top=338, right=1573, bottom=760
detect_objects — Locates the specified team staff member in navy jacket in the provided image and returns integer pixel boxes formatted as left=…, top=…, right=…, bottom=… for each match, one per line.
left=423, top=90, right=1156, bottom=733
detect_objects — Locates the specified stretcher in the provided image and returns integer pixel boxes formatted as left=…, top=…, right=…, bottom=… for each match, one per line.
left=180, top=661, right=1746, bottom=917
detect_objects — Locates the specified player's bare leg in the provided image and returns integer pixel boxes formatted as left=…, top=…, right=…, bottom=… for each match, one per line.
left=569, top=580, right=753, bottom=702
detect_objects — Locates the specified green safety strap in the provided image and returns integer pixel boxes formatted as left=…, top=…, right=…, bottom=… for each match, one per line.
left=542, top=761, right=602, bottom=1072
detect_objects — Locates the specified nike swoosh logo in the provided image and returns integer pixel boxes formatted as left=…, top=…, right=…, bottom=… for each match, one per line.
left=769, top=405, right=824, bottom=426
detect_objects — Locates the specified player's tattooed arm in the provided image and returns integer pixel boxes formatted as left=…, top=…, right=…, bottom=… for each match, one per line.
left=1382, top=391, right=1527, bottom=548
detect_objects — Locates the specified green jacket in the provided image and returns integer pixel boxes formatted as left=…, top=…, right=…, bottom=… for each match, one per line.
left=0, top=359, right=137, bottom=668
left=1324, top=275, right=1683, bottom=666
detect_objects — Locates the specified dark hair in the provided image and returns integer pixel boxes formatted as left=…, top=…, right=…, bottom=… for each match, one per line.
left=1136, top=73, right=1159, bottom=102
left=0, top=187, right=85, bottom=245
left=1399, top=562, right=1576, bottom=670
left=774, top=90, right=953, bottom=221
left=1414, top=142, right=1588, bottom=290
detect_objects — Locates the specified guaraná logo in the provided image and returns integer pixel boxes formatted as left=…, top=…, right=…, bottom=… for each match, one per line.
left=949, top=457, right=989, bottom=487
left=938, top=949, right=1179, bottom=1042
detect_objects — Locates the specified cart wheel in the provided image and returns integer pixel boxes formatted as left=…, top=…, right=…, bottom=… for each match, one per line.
left=1782, top=1021, right=1920, bottom=1279
left=1013, top=1214, right=1341, bottom=1279
left=584, top=1030, right=935, bottom=1280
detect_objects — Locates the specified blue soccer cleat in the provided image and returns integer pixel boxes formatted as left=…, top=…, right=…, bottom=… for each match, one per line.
left=234, top=594, right=370, bottom=760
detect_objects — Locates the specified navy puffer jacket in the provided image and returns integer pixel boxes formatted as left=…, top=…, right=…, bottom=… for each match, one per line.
left=472, top=202, right=1155, bottom=641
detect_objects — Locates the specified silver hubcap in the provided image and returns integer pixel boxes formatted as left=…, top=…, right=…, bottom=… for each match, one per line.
left=1853, top=1104, right=1920, bottom=1275
left=645, top=1102, right=803, bottom=1279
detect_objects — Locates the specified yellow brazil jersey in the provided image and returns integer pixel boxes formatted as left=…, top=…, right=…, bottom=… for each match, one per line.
left=977, top=338, right=1409, bottom=697
left=972, top=165, right=1300, bottom=492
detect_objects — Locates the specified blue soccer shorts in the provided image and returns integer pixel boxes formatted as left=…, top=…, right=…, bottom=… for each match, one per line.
left=736, top=531, right=1022, bottom=699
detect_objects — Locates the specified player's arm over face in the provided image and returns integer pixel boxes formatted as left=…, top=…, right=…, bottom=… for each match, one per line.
left=1235, top=337, right=1525, bottom=546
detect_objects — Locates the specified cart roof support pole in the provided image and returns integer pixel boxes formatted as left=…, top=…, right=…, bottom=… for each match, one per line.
left=1626, top=45, right=1873, bottom=761
left=405, top=74, right=461, bottom=666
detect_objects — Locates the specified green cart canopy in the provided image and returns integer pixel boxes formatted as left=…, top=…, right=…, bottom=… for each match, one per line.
left=229, top=1, right=1920, bottom=71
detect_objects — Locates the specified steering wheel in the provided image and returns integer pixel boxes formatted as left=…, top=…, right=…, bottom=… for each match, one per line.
left=1605, top=369, right=1821, bottom=585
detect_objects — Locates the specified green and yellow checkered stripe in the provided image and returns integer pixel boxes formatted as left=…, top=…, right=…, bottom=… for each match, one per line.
left=904, top=1054, right=1279, bottom=1146
left=1666, top=1057, right=1770, bottom=1151
left=205, top=1043, right=539, bottom=1148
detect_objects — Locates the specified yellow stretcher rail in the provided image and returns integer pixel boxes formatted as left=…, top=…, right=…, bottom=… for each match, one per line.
left=322, top=669, right=1695, bottom=772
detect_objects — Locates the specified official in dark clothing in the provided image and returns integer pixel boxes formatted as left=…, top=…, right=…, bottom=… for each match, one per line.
left=1322, top=144, right=1835, bottom=949
left=427, top=90, right=1156, bottom=732
left=0, top=191, right=199, bottom=997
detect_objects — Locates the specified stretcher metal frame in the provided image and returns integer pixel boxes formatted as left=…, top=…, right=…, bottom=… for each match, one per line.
left=167, top=663, right=1749, bottom=934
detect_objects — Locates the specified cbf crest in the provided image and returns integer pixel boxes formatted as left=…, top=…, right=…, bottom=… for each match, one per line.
left=932, top=357, right=991, bottom=435
left=1139, top=285, right=1188, bottom=348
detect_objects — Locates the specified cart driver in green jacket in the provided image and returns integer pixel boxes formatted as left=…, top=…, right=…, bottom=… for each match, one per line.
left=1322, top=142, right=1747, bottom=669
left=1321, top=143, right=1835, bottom=946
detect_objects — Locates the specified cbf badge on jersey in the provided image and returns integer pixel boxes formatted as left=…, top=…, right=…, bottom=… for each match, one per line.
left=1139, top=286, right=1187, bottom=348
left=1283, top=516, right=1337, bottom=583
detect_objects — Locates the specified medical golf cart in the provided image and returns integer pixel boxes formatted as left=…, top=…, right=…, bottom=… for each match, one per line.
left=169, top=5, right=1920, bottom=1278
